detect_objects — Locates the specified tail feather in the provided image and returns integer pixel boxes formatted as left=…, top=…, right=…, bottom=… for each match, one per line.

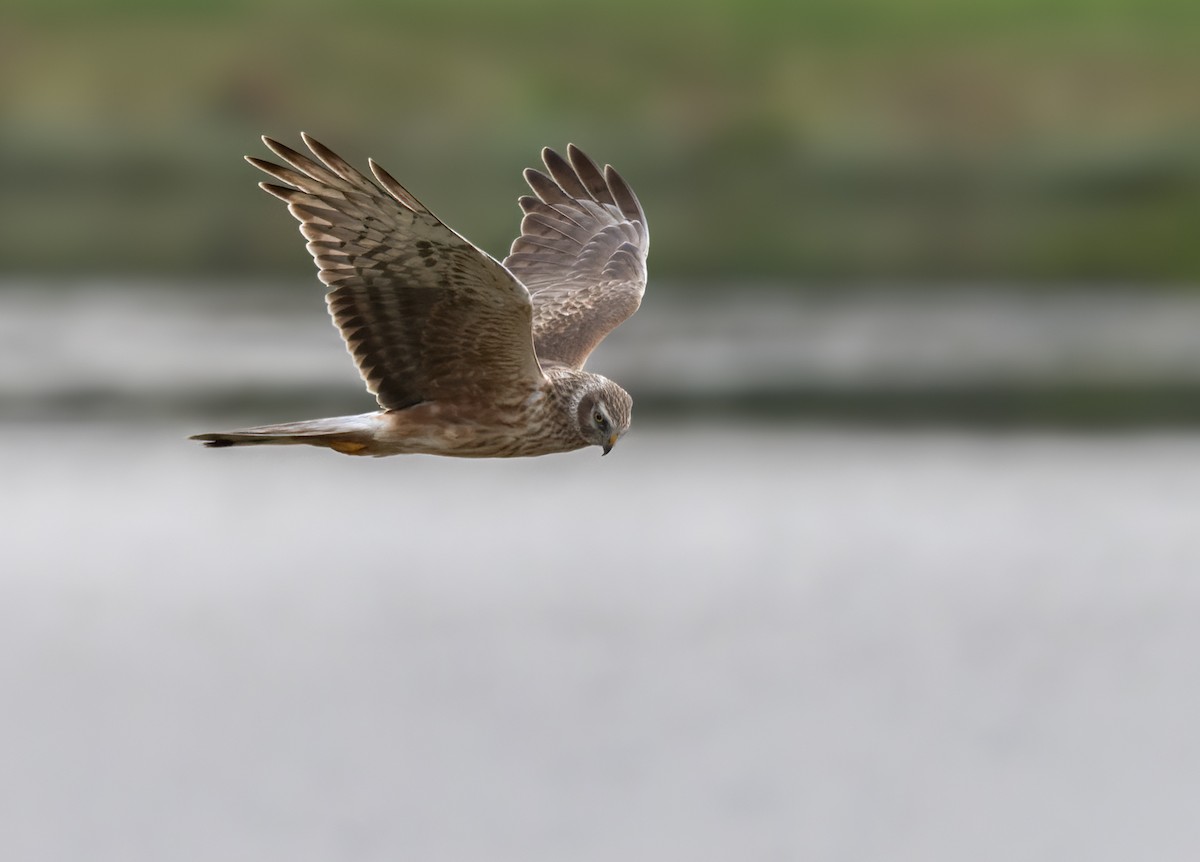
left=190, top=431, right=329, bottom=448
left=190, top=415, right=375, bottom=452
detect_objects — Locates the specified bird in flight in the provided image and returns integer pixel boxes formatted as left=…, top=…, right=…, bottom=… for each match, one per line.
left=191, top=134, right=648, bottom=457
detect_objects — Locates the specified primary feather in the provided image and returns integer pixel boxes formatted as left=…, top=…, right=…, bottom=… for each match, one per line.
left=504, top=144, right=649, bottom=369
left=252, top=133, right=545, bottom=411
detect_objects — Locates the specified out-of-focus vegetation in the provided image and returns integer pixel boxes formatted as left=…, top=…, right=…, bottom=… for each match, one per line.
left=3, top=0, right=1199, bottom=282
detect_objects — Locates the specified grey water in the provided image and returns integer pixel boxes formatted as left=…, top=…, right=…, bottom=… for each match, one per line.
left=5, top=283, right=1200, bottom=860
left=4, top=420, right=1200, bottom=862
left=8, top=282, right=1200, bottom=420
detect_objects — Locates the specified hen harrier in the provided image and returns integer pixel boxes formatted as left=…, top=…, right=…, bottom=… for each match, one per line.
left=191, top=134, right=648, bottom=457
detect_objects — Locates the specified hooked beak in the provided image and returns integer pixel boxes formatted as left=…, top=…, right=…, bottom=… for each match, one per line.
left=602, top=433, right=618, bottom=456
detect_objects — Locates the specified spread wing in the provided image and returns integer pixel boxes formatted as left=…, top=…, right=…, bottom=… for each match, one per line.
left=503, top=145, right=649, bottom=370
left=249, top=134, right=545, bottom=411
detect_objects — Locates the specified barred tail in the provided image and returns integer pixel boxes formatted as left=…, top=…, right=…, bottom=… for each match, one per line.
left=189, top=415, right=375, bottom=454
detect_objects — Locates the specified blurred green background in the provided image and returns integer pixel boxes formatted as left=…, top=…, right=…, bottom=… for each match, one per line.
left=4, top=0, right=1199, bottom=283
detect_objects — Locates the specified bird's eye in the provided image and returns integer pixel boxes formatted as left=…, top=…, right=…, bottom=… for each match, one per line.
left=594, top=412, right=606, bottom=426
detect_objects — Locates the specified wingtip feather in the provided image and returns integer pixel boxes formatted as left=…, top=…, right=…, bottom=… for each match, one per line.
left=299, top=131, right=323, bottom=157
left=260, top=135, right=312, bottom=168
left=565, top=145, right=608, bottom=202
left=603, top=164, right=645, bottom=224
left=299, top=131, right=325, bottom=157
left=368, top=157, right=430, bottom=213
left=258, top=181, right=294, bottom=201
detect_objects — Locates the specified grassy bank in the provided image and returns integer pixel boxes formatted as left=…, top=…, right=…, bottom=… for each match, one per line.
left=3, top=0, right=1199, bottom=282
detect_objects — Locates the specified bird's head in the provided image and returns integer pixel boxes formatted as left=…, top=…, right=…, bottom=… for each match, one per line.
left=577, top=378, right=632, bottom=455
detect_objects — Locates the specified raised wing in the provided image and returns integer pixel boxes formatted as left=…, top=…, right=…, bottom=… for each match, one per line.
left=250, top=134, right=545, bottom=411
left=503, top=145, right=648, bottom=369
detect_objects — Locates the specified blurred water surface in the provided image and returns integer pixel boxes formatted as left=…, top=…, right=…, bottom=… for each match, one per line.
left=8, top=283, right=1200, bottom=423
left=3, top=420, right=1200, bottom=861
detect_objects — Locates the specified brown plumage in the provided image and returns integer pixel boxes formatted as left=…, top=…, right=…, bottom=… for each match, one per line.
left=190, top=134, right=648, bottom=458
